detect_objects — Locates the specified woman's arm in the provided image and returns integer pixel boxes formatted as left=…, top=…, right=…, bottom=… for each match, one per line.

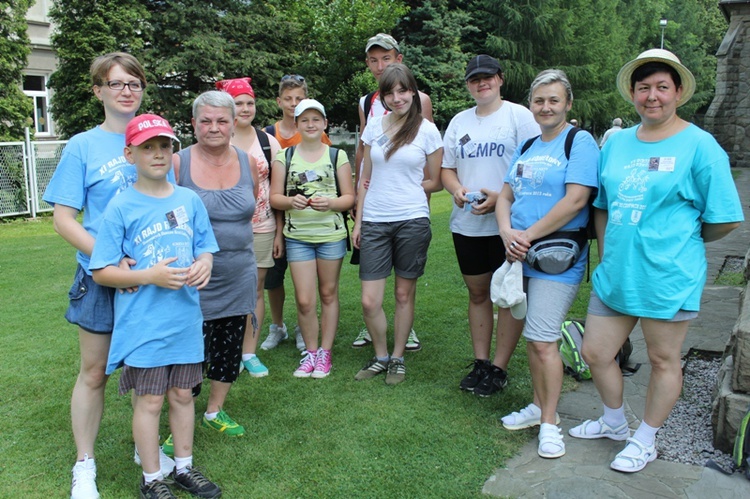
left=352, top=145, right=373, bottom=249
left=441, top=168, right=468, bottom=208
left=249, top=155, right=259, bottom=200
left=52, top=204, right=95, bottom=256
left=702, top=222, right=740, bottom=243
left=422, top=148, right=443, bottom=193
left=92, top=256, right=188, bottom=290
left=593, top=207, right=607, bottom=260
left=496, top=184, right=526, bottom=261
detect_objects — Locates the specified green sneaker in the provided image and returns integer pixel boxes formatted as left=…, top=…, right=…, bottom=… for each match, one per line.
left=161, top=434, right=174, bottom=458
left=202, top=409, right=245, bottom=436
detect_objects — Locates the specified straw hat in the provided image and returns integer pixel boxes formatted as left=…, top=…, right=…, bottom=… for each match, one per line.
left=616, top=49, right=695, bottom=107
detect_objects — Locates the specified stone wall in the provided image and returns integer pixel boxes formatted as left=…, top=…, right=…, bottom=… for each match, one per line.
left=704, top=1, right=750, bottom=168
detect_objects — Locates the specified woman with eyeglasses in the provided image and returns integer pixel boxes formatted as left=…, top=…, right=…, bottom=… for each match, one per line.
left=44, top=52, right=174, bottom=498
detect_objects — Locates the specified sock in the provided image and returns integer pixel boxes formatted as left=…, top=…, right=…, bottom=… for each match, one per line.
left=143, top=470, right=162, bottom=484
left=632, top=421, right=659, bottom=446
left=241, top=353, right=256, bottom=361
left=602, top=403, right=626, bottom=428
left=377, top=355, right=390, bottom=363
left=204, top=411, right=218, bottom=421
left=392, top=356, right=404, bottom=363
left=174, top=455, right=193, bottom=475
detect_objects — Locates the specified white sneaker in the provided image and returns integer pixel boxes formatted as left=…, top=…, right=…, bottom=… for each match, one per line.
left=501, top=403, right=561, bottom=431
left=405, top=329, right=422, bottom=351
left=351, top=327, right=372, bottom=348
left=295, top=325, right=305, bottom=351
left=261, top=323, right=288, bottom=350
left=71, top=454, right=99, bottom=499
left=134, top=445, right=176, bottom=477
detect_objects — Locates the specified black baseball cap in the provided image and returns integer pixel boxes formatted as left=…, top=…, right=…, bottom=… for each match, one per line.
left=465, top=55, right=503, bottom=81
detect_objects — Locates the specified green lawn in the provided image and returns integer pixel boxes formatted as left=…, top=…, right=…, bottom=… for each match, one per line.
left=0, top=191, right=590, bottom=498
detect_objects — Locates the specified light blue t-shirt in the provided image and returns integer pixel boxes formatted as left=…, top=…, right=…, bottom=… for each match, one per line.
left=89, top=185, right=219, bottom=374
left=593, top=124, right=743, bottom=319
left=504, top=125, right=600, bottom=284
left=43, top=126, right=175, bottom=274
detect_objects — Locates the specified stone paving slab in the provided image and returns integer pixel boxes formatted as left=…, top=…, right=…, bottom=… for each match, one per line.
left=482, top=169, right=750, bottom=498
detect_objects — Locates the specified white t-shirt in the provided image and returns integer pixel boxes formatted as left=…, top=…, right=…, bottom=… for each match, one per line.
left=361, top=116, right=442, bottom=222
left=359, top=92, right=388, bottom=121
left=442, top=101, right=539, bottom=236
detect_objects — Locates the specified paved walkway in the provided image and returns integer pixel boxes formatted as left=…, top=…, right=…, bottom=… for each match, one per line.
left=483, top=169, right=750, bottom=498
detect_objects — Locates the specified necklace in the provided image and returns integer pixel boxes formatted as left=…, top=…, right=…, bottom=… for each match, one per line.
left=197, top=145, right=232, bottom=168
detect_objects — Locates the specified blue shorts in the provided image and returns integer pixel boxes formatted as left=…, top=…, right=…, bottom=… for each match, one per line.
left=65, top=264, right=115, bottom=334
left=286, top=237, right=347, bottom=262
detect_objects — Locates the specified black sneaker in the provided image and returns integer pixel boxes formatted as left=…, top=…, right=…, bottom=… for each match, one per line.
left=174, top=467, right=222, bottom=498
left=460, top=359, right=491, bottom=392
left=473, top=365, right=508, bottom=397
left=140, top=477, right=176, bottom=499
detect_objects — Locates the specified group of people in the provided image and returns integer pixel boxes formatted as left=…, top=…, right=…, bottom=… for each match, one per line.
left=44, top=31, right=743, bottom=499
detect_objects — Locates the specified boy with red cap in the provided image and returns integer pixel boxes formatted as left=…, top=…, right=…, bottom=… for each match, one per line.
left=90, top=114, right=221, bottom=498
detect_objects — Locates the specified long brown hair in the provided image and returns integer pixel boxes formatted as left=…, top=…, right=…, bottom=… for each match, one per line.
left=378, top=63, right=422, bottom=160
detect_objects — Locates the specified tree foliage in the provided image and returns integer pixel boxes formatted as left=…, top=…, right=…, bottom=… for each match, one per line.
left=47, top=0, right=148, bottom=138
left=0, top=0, right=34, bottom=141
left=45, top=0, right=726, bottom=137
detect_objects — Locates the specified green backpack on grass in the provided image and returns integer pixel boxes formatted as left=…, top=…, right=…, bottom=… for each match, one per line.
left=559, top=320, right=637, bottom=381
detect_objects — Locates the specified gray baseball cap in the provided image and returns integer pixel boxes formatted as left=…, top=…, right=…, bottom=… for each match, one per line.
left=365, top=33, right=399, bottom=53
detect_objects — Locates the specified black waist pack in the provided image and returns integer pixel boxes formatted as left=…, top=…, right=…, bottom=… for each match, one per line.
left=525, top=229, right=587, bottom=275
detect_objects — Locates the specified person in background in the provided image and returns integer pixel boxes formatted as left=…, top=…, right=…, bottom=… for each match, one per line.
left=260, top=74, right=333, bottom=352
left=569, top=49, right=742, bottom=473
left=352, top=63, right=443, bottom=385
left=43, top=52, right=174, bottom=499
left=171, top=90, right=259, bottom=441
left=216, top=77, right=282, bottom=378
left=496, top=69, right=599, bottom=459
left=599, top=117, right=623, bottom=148
left=270, top=99, right=354, bottom=378
left=441, top=54, right=540, bottom=397
left=351, top=32, right=433, bottom=352
left=90, top=114, right=221, bottom=499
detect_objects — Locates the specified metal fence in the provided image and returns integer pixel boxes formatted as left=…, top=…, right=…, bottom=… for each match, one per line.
left=0, top=129, right=67, bottom=219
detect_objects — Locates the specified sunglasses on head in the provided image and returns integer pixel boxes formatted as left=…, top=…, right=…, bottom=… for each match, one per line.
left=281, top=74, right=305, bottom=83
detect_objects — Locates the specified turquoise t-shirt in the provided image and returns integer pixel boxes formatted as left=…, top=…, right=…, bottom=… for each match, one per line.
left=504, top=125, right=600, bottom=284
left=90, top=185, right=219, bottom=374
left=593, top=124, right=744, bottom=319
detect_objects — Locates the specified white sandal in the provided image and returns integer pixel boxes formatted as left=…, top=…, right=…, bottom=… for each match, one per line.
left=538, top=424, right=566, bottom=459
left=610, top=437, right=657, bottom=473
left=568, top=417, right=630, bottom=441
left=502, top=403, right=561, bottom=431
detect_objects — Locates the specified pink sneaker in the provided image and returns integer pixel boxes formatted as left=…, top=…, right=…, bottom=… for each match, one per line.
left=312, top=348, right=332, bottom=378
left=294, top=351, right=316, bottom=378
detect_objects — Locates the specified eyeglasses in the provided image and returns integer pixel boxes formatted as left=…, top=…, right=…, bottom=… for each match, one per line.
left=104, top=80, right=145, bottom=92
left=281, top=74, right=305, bottom=83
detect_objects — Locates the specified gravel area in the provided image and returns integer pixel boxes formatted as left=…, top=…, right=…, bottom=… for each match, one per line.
left=658, top=355, right=734, bottom=469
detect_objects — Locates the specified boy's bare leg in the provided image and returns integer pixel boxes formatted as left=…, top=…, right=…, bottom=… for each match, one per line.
left=168, top=387, right=195, bottom=459
left=133, top=393, right=164, bottom=474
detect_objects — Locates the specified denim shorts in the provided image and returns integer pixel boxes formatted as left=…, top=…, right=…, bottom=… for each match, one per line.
left=65, top=264, right=115, bottom=334
left=286, top=237, right=347, bottom=262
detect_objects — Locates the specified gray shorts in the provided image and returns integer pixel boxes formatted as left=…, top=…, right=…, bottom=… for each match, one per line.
left=359, top=218, right=431, bottom=281
left=587, top=290, right=698, bottom=322
left=523, top=277, right=580, bottom=343
left=119, top=363, right=203, bottom=396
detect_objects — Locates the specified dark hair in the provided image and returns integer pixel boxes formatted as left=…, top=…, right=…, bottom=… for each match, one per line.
left=630, top=62, right=681, bottom=91
left=378, top=63, right=422, bottom=160
left=90, top=52, right=146, bottom=88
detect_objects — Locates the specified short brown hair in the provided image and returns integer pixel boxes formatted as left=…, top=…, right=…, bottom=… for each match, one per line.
left=90, top=52, right=147, bottom=87
left=278, top=74, right=308, bottom=97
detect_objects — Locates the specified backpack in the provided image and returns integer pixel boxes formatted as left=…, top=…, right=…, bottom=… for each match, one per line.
left=559, top=320, right=639, bottom=381
left=733, top=405, right=750, bottom=479
left=283, top=146, right=351, bottom=251
left=363, top=90, right=378, bottom=121
left=255, top=127, right=272, bottom=167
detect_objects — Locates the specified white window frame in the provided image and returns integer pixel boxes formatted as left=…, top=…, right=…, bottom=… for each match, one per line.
left=23, top=73, right=54, bottom=137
